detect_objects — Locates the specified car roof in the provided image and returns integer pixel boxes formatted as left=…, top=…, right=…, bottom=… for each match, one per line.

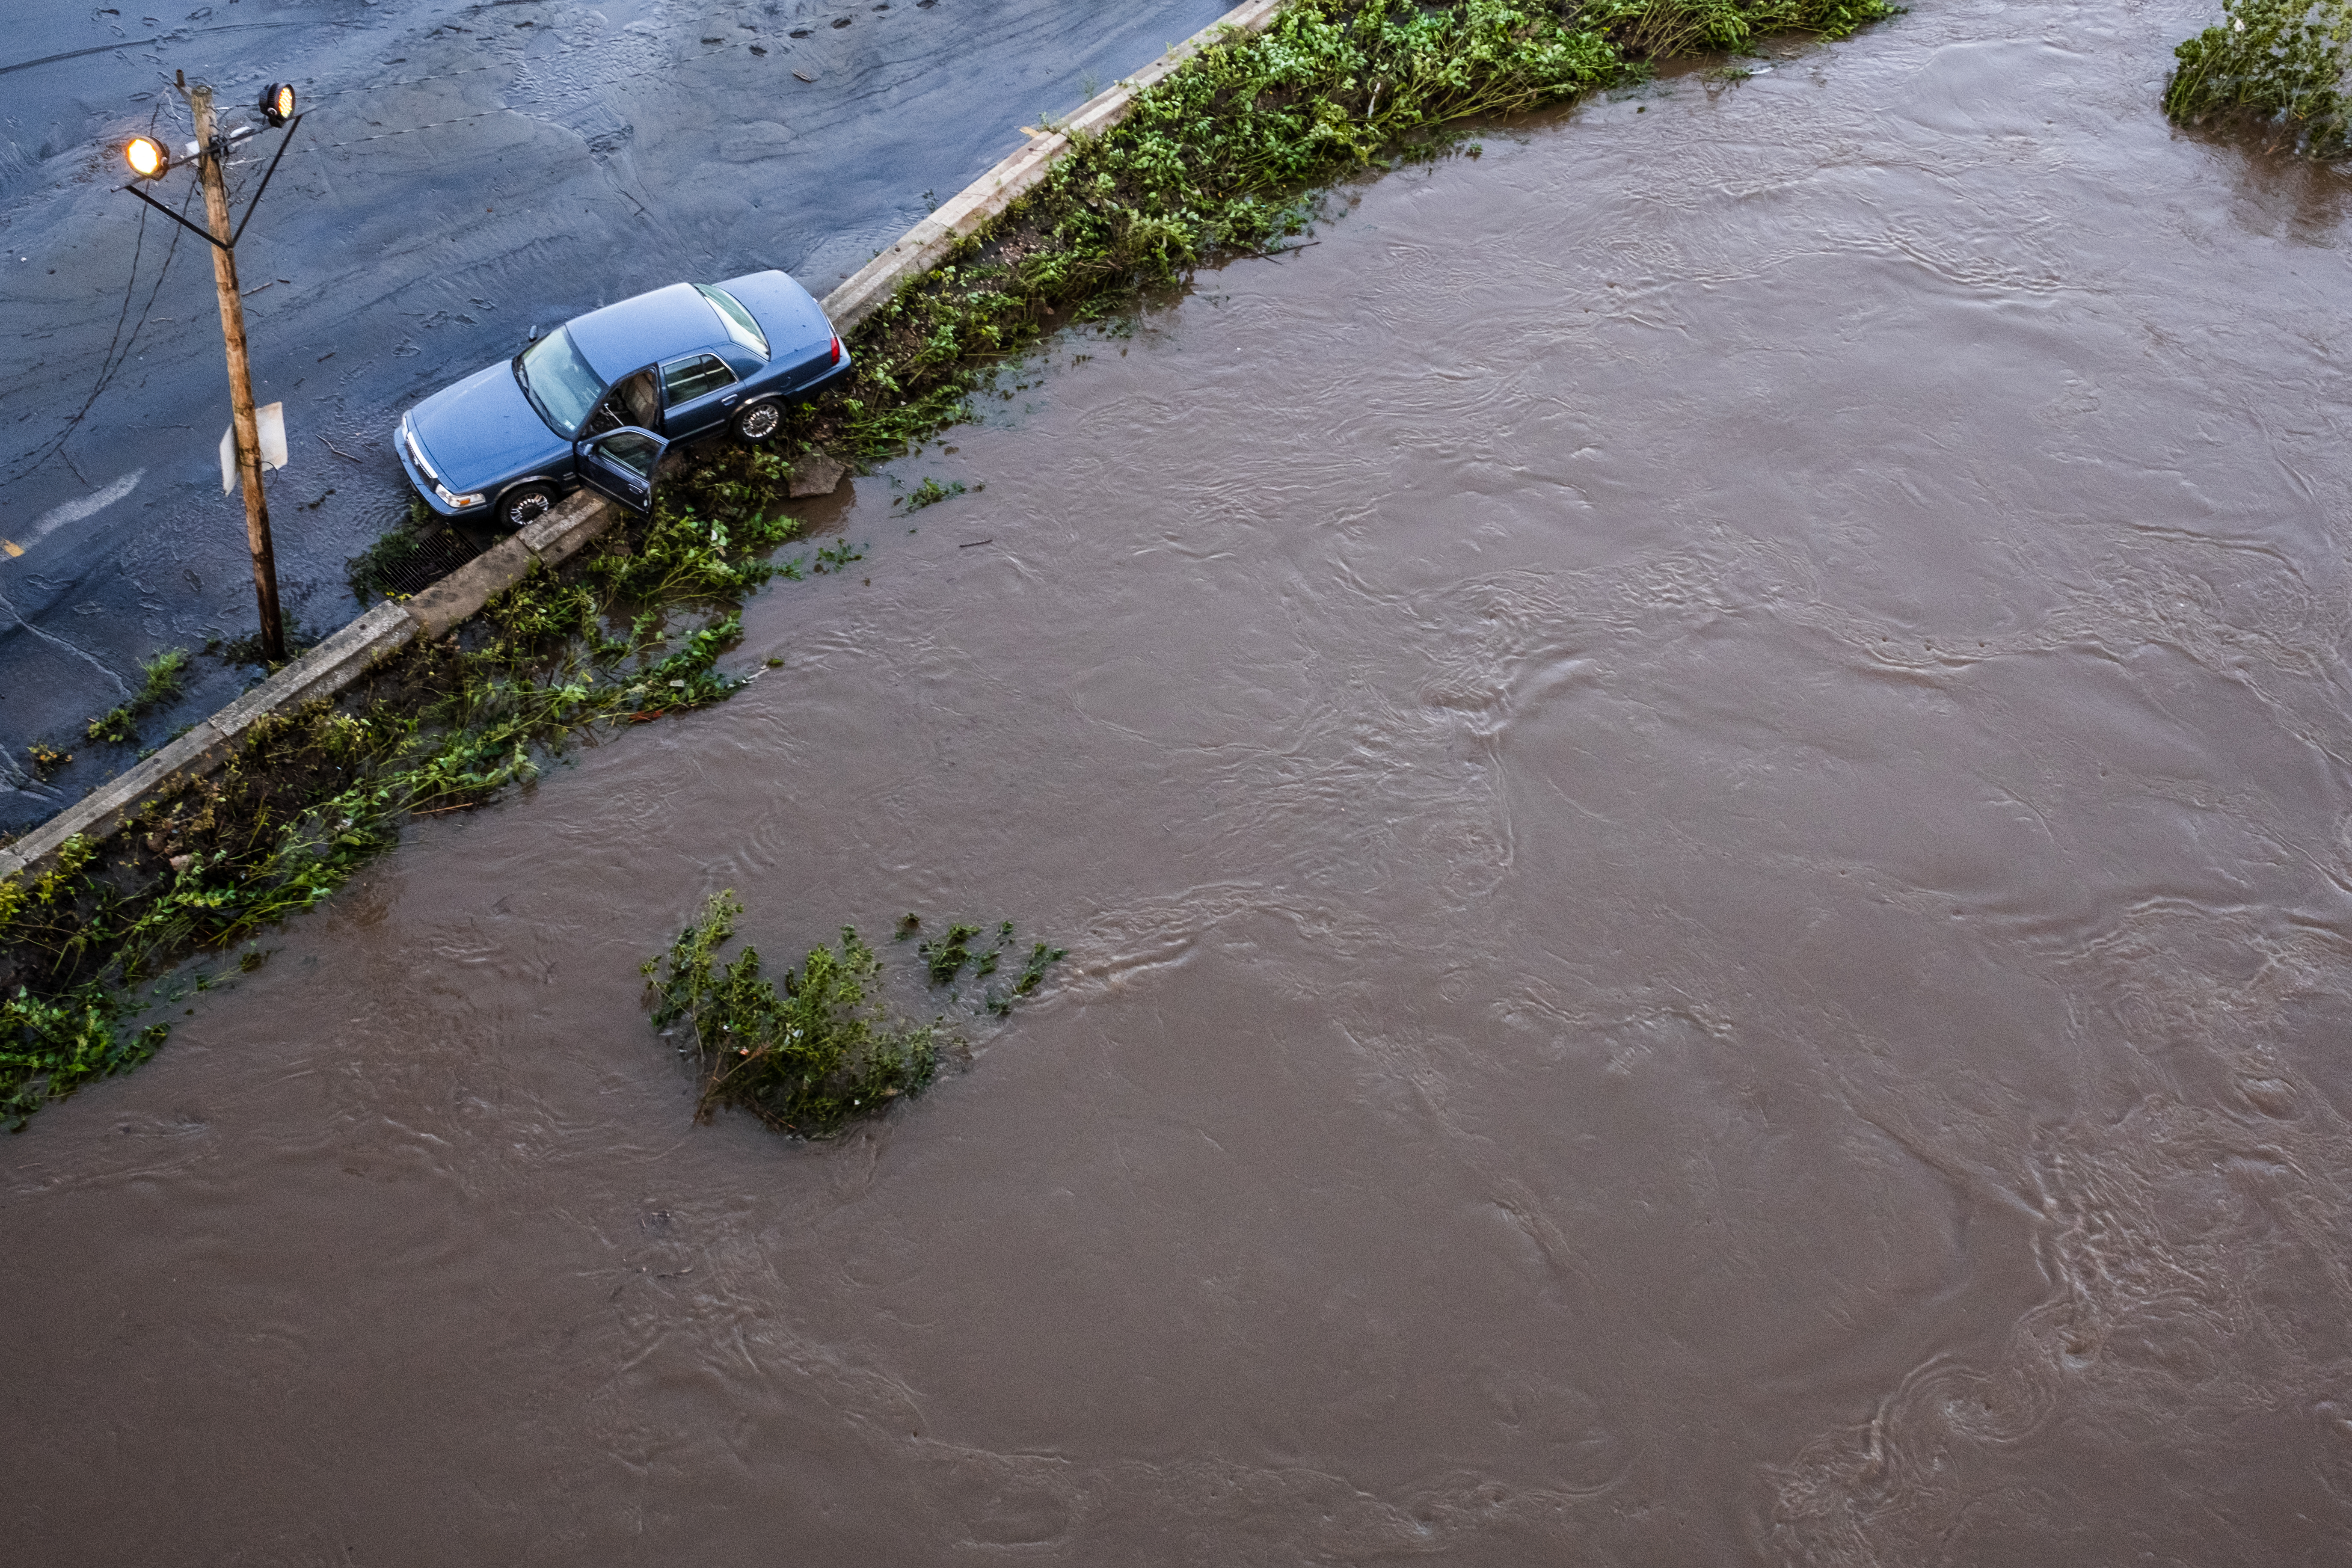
left=564, top=283, right=724, bottom=382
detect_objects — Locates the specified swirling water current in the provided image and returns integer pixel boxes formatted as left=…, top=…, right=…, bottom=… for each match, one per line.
left=8, top=0, right=2352, bottom=1561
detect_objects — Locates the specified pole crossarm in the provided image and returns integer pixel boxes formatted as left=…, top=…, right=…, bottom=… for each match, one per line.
left=230, top=114, right=303, bottom=249
left=113, top=114, right=305, bottom=253
left=117, top=179, right=224, bottom=250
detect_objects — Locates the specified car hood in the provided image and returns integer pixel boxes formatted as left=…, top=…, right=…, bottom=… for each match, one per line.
left=408, top=360, right=568, bottom=493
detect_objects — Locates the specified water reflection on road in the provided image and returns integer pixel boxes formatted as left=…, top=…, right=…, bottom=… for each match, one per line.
left=8, top=0, right=2352, bottom=1560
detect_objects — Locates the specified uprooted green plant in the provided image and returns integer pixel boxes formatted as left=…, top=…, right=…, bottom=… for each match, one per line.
left=2166, top=0, right=2352, bottom=156
left=644, top=891, right=943, bottom=1136
left=787, top=0, right=1894, bottom=465
left=0, top=446, right=805, bottom=1128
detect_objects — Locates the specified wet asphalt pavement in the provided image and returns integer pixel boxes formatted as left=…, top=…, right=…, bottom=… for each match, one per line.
left=0, top=0, right=1232, bottom=834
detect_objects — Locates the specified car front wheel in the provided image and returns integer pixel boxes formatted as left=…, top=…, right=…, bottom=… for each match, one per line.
left=498, top=482, right=558, bottom=531
left=731, top=400, right=783, bottom=443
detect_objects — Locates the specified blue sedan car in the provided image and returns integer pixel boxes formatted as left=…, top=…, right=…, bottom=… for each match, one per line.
left=396, top=270, right=849, bottom=530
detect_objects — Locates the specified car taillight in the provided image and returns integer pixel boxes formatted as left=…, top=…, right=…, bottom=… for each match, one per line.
left=829, top=333, right=842, bottom=365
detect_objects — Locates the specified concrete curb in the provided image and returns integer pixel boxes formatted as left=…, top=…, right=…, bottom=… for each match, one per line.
left=0, top=0, right=1288, bottom=886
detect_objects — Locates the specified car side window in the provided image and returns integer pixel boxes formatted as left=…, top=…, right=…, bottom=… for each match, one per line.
left=591, top=430, right=663, bottom=479
left=661, top=353, right=736, bottom=406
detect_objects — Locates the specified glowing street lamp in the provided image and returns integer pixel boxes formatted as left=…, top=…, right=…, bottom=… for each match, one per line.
left=123, top=134, right=170, bottom=180
left=259, top=82, right=296, bottom=127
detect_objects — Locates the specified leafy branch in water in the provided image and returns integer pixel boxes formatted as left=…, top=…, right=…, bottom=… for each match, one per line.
left=0, top=984, right=166, bottom=1132
left=644, top=891, right=942, bottom=1137
left=905, top=914, right=1068, bottom=1016
left=897, top=477, right=967, bottom=512
left=2166, top=0, right=2352, bottom=156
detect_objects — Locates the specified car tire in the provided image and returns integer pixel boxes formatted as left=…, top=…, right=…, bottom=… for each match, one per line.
left=731, top=400, right=783, bottom=443
left=497, top=482, right=558, bottom=531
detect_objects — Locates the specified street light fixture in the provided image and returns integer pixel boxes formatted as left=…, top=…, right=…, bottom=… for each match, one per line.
left=123, top=135, right=170, bottom=180
left=111, top=71, right=305, bottom=663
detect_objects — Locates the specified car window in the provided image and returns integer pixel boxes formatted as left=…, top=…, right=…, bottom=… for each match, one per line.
left=661, top=353, right=736, bottom=405
left=695, top=284, right=768, bottom=359
left=592, top=430, right=662, bottom=480
left=515, top=327, right=603, bottom=437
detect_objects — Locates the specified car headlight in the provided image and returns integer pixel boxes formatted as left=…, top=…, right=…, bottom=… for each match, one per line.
left=401, top=420, right=438, bottom=480
left=403, top=419, right=484, bottom=507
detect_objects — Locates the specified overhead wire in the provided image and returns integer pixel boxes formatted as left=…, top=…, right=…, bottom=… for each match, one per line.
left=1, top=110, right=196, bottom=491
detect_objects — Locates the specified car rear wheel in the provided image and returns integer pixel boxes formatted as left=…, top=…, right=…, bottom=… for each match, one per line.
left=498, top=482, right=558, bottom=531
left=731, top=400, right=783, bottom=443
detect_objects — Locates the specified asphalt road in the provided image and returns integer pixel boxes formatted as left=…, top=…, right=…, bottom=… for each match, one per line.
left=0, top=0, right=1231, bottom=835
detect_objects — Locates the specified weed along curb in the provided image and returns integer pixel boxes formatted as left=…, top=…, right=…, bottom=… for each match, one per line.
left=0, top=0, right=1290, bottom=889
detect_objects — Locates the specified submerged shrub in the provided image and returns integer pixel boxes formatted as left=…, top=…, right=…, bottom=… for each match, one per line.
left=644, top=891, right=940, bottom=1136
left=0, top=984, right=167, bottom=1132
left=2167, top=0, right=2352, bottom=156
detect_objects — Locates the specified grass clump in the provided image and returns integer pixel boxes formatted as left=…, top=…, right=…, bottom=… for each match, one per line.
left=644, top=890, right=940, bottom=1136
left=898, top=477, right=967, bottom=512
left=2166, top=0, right=2352, bottom=156
left=136, top=649, right=190, bottom=709
left=85, top=648, right=192, bottom=747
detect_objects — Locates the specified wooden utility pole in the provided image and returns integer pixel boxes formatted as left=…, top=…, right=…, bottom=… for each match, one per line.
left=182, top=76, right=285, bottom=663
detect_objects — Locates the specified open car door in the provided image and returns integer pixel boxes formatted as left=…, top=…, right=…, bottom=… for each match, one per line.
left=574, top=426, right=668, bottom=513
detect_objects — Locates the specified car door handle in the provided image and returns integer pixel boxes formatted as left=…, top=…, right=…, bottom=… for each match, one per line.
left=721, top=394, right=740, bottom=406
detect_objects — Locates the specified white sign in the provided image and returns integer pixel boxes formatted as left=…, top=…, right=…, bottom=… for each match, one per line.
left=219, top=402, right=288, bottom=494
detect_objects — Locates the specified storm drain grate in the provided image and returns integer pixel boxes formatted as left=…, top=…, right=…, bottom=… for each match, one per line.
left=372, top=528, right=486, bottom=598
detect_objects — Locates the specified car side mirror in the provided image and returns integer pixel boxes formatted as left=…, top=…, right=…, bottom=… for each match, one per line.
left=527, top=324, right=540, bottom=342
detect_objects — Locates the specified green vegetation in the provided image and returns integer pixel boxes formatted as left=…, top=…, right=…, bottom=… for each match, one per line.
left=647, top=895, right=1066, bottom=1136
left=2166, top=0, right=2352, bottom=156
left=85, top=648, right=191, bottom=747
left=644, top=892, right=941, bottom=1136
left=919, top=921, right=987, bottom=984
left=4, top=0, right=1889, bottom=1129
left=904, top=915, right=1068, bottom=1017
left=899, top=477, right=968, bottom=512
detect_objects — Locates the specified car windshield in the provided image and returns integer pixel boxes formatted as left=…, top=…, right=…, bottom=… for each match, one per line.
left=695, top=284, right=768, bottom=359
left=514, top=327, right=604, bottom=437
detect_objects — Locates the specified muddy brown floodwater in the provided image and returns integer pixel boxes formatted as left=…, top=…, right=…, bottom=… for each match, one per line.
left=9, top=0, right=2352, bottom=1561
